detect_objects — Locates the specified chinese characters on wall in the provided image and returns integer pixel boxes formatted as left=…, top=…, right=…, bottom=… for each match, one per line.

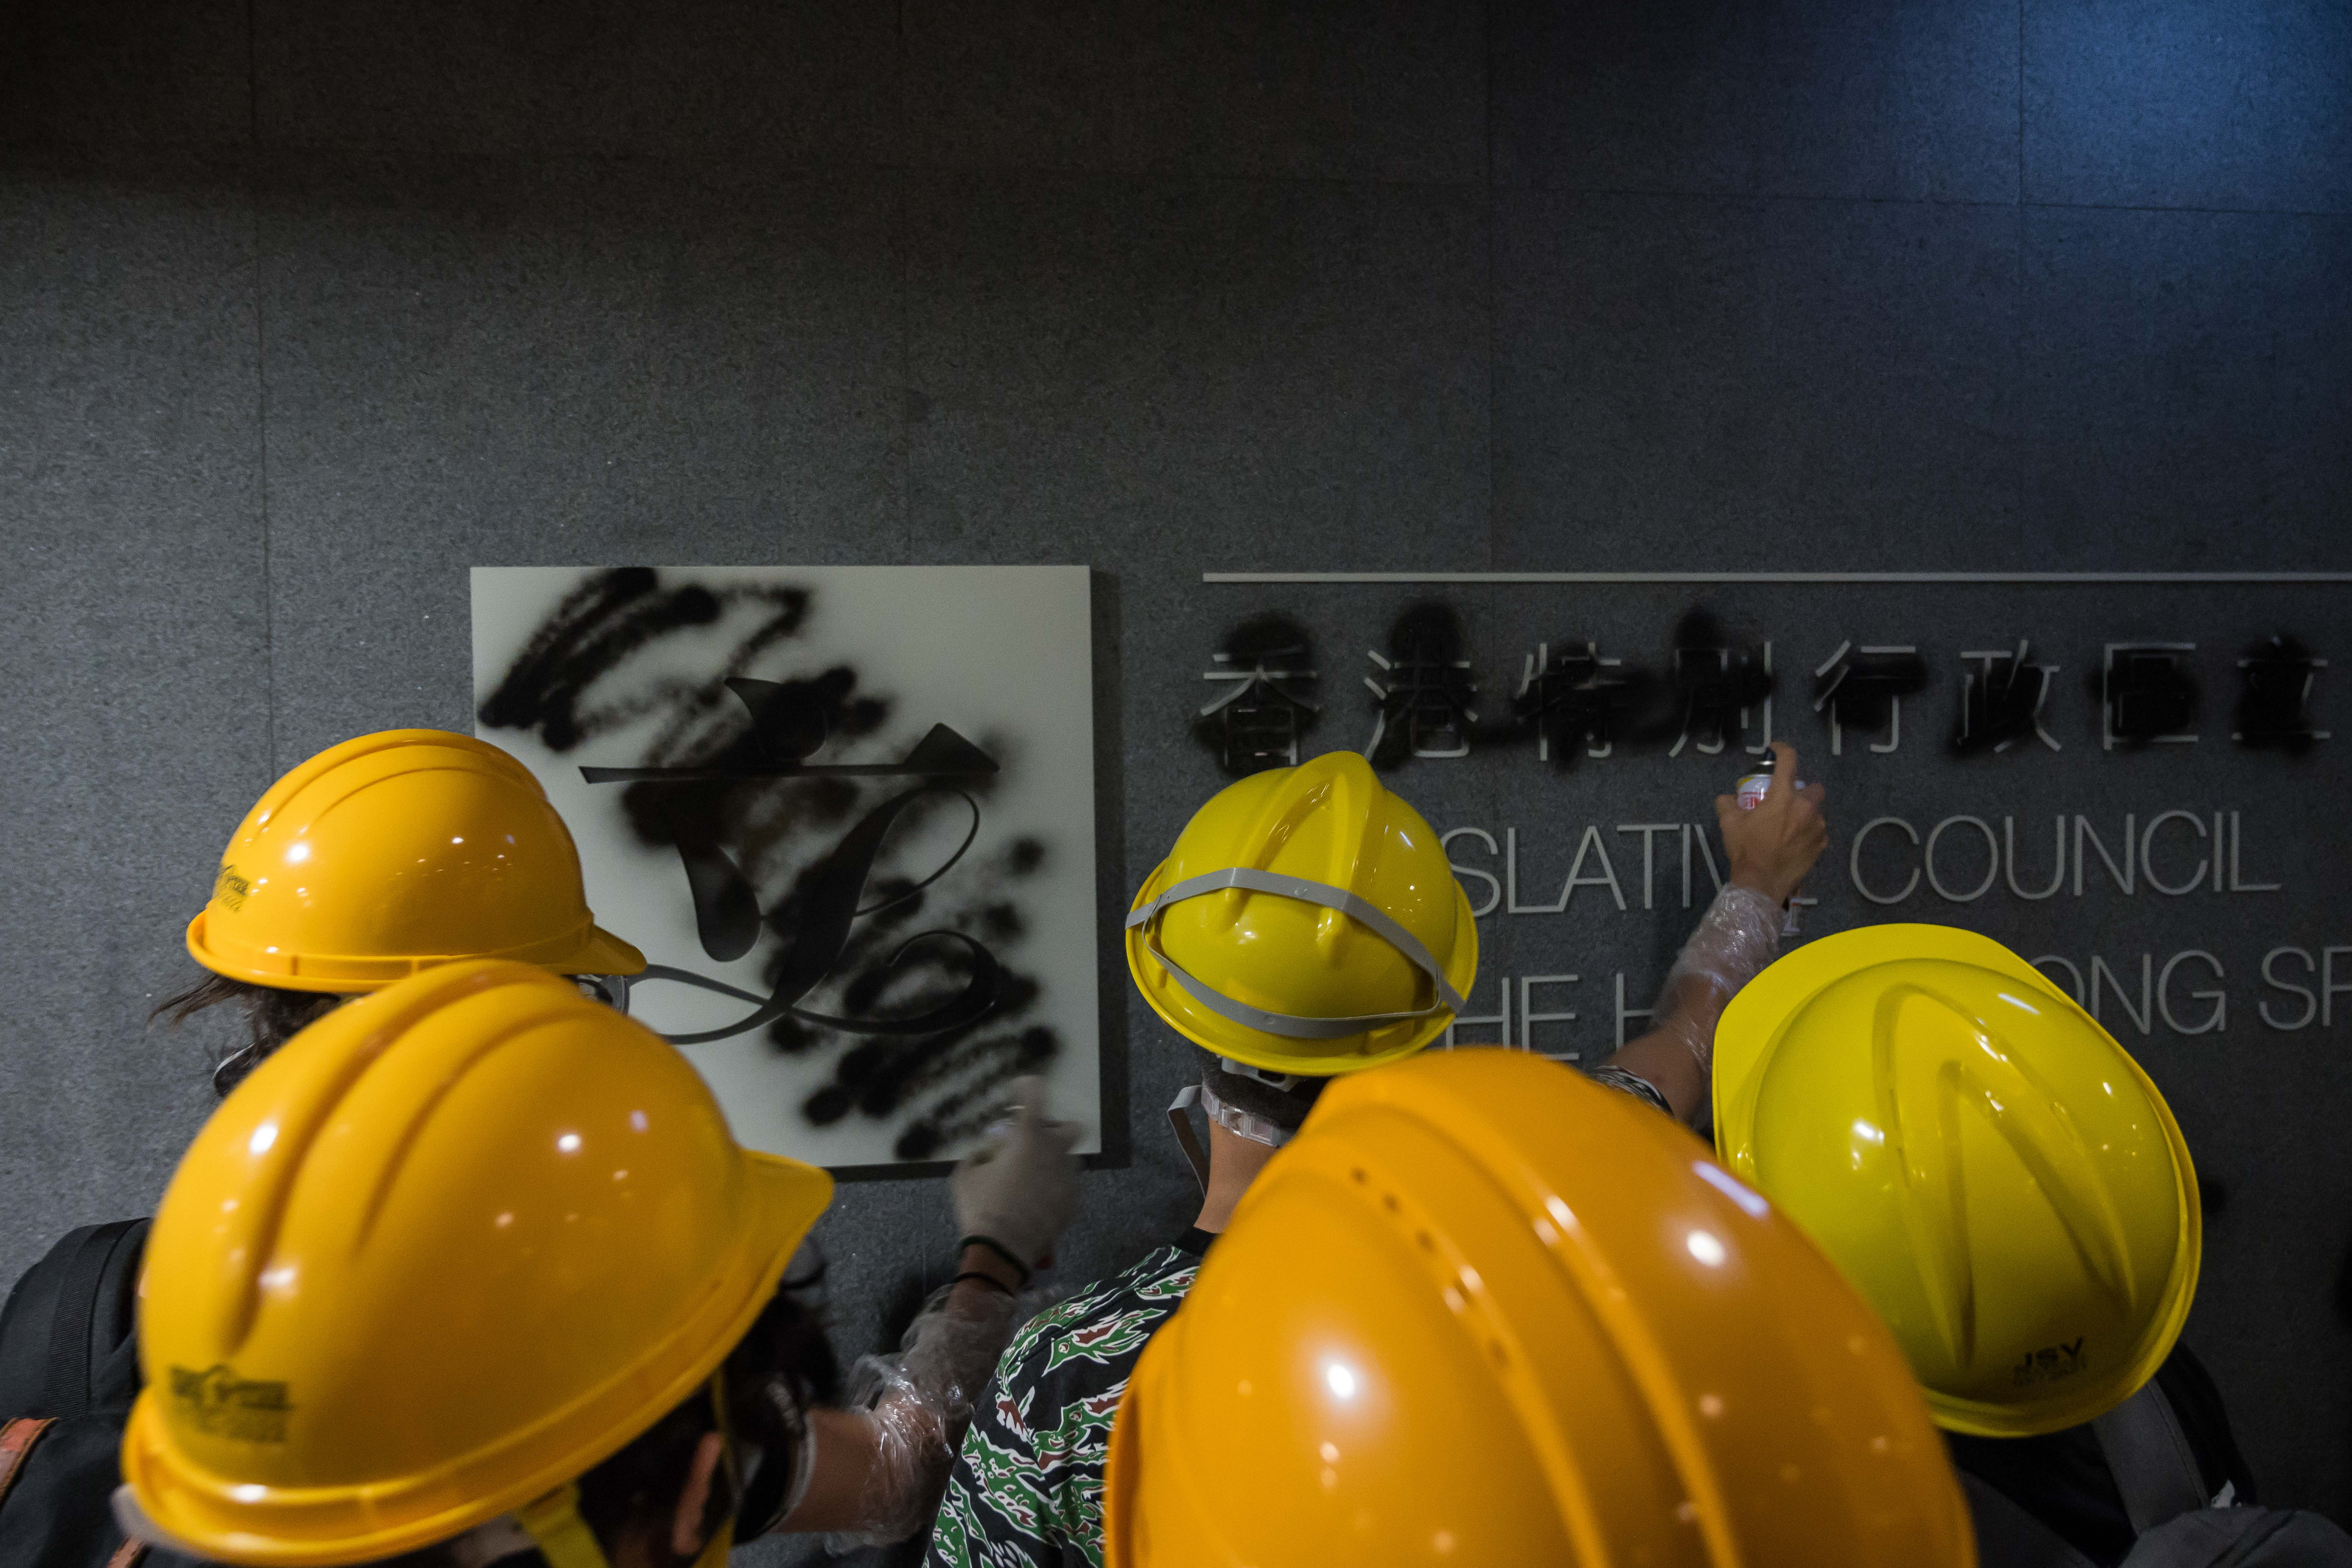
left=1185, top=598, right=2338, bottom=1060
left=1195, top=605, right=2326, bottom=772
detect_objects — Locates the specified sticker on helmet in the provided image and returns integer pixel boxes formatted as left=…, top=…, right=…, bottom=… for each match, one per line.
left=170, top=1363, right=293, bottom=1442
left=214, top=866, right=251, bottom=913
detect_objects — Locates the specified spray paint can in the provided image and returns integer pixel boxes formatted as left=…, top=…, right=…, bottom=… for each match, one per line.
left=1733, top=752, right=1804, bottom=810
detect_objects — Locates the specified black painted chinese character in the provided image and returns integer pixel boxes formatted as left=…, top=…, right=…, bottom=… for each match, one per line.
left=1193, top=613, right=1321, bottom=775
left=1513, top=639, right=1651, bottom=765
left=2233, top=635, right=2330, bottom=753
left=2100, top=643, right=2199, bottom=749
left=1952, top=641, right=2061, bottom=755
left=1364, top=603, right=1479, bottom=766
left=1811, top=641, right=1929, bottom=755
left=1658, top=611, right=1773, bottom=757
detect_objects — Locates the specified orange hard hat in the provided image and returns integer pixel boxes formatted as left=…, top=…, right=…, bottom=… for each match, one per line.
left=121, top=960, right=829, bottom=1565
left=187, top=729, right=642, bottom=992
left=1105, top=1049, right=1975, bottom=1568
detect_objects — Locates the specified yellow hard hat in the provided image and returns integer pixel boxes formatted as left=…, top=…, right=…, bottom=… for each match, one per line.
left=187, top=729, right=644, bottom=992
left=1105, top=1049, right=1973, bottom=1568
left=1124, top=752, right=1476, bottom=1076
left=121, top=959, right=832, bottom=1566
left=1712, top=924, right=2199, bottom=1438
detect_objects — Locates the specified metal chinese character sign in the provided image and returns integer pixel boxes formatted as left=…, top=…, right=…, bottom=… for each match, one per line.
left=471, top=566, right=1101, bottom=1169
left=1178, top=577, right=2345, bottom=1063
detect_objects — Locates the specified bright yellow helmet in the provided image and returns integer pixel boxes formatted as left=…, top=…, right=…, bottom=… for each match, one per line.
left=187, top=729, right=643, bottom=992
left=1124, top=752, right=1476, bottom=1076
left=1713, top=924, right=2199, bottom=1438
left=1105, top=1049, right=1973, bottom=1568
left=121, top=959, right=832, bottom=1566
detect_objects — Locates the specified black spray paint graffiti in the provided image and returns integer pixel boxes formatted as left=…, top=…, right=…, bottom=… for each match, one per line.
left=2234, top=636, right=2328, bottom=755
left=2094, top=645, right=2201, bottom=749
left=1811, top=645, right=1931, bottom=751
left=479, top=568, right=1058, bottom=1159
left=1227, top=602, right=1776, bottom=770
left=1189, top=603, right=1786, bottom=770
left=1200, top=602, right=2325, bottom=767
left=1364, top=602, right=1489, bottom=765
left=1192, top=612, right=1323, bottom=776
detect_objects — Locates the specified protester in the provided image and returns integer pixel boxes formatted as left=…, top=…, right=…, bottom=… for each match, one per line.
left=1713, top=924, right=2352, bottom=1566
left=1102, top=1046, right=1972, bottom=1565
left=1, top=729, right=662, bottom=1566
left=925, top=746, right=1828, bottom=1568
left=99, top=960, right=1080, bottom=1566
left=154, top=728, right=646, bottom=1093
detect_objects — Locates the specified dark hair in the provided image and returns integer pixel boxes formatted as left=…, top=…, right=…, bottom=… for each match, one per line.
left=150, top=971, right=345, bottom=1097
left=356, top=1286, right=832, bottom=1568
left=576, top=1285, right=831, bottom=1556
left=1203, top=1062, right=1329, bottom=1133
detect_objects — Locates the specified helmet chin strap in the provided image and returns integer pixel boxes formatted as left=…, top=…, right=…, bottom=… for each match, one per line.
left=513, top=1374, right=741, bottom=1568
left=511, top=1483, right=606, bottom=1568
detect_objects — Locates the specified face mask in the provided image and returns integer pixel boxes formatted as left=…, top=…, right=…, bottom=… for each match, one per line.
left=1166, top=1069, right=1300, bottom=1190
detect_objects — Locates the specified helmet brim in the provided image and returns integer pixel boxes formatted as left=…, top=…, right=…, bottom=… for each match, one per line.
left=185, top=912, right=648, bottom=994
left=562, top=923, right=648, bottom=978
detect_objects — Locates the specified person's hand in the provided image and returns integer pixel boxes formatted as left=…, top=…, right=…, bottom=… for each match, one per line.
left=949, top=1076, right=1081, bottom=1277
left=1715, top=742, right=1828, bottom=905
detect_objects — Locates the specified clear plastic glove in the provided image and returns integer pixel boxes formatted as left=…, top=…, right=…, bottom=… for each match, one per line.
left=949, top=1075, right=1081, bottom=1275
left=1656, top=883, right=1786, bottom=1072
left=819, top=1279, right=1034, bottom=1550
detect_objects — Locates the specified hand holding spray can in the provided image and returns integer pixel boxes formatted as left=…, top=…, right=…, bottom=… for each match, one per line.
left=1732, top=750, right=1807, bottom=933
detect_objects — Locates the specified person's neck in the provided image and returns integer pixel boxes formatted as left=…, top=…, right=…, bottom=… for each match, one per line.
left=1191, top=1120, right=1283, bottom=1234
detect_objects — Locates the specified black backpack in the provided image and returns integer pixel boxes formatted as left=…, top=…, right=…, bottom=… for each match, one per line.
left=0, top=1220, right=198, bottom=1568
left=1963, top=1378, right=2352, bottom=1567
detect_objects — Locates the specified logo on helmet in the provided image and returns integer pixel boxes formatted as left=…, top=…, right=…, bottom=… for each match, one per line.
left=214, top=866, right=252, bottom=912
left=2011, top=1338, right=2087, bottom=1387
left=170, top=1363, right=293, bottom=1442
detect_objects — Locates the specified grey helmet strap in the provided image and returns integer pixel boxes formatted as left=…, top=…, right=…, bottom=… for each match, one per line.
left=2091, top=1379, right=2211, bottom=1534
left=1956, top=1472, right=2100, bottom=1568
left=1166, top=1085, right=1212, bottom=1194
left=1217, top=1056, right=1305, bottom=1092
left=1126, top=866, right=1465, bottom=1040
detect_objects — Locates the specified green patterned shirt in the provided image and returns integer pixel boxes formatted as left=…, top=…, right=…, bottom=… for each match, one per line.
left=924, top=1232, right=1210, bottom=1568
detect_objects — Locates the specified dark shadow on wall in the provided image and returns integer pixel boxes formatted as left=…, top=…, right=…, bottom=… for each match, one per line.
left=1090, top=567, right=1133, bottom=1169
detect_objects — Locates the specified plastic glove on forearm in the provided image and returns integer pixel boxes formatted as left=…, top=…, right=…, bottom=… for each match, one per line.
left=1656, top=883, right=1786, bottom=1072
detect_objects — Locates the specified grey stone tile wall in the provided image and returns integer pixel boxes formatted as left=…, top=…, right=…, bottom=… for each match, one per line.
left=901, top=0, right=1488, bottom=182
left=250, top=0, right=901, bottom=163
left=1492, top=0, right=2022, bottom=201
left=0, top=158, right=272, bottom=1294
left=904, top=171, right=1491, bottom=568
left=2, top=2, right=2350, bottom=1551
left=254, top=151, right=909, bottom=767
left=1493, top=188, right=2022, bottom=569
left=2025, top=0, right=2352, bottom=211
left=2020, top=206, right=2352, bottom=567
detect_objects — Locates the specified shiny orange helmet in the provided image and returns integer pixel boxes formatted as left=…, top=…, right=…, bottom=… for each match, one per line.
left=187, top=729, right=642, bottom=991
left=1105, top=1049, right=1975, bottom=1567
